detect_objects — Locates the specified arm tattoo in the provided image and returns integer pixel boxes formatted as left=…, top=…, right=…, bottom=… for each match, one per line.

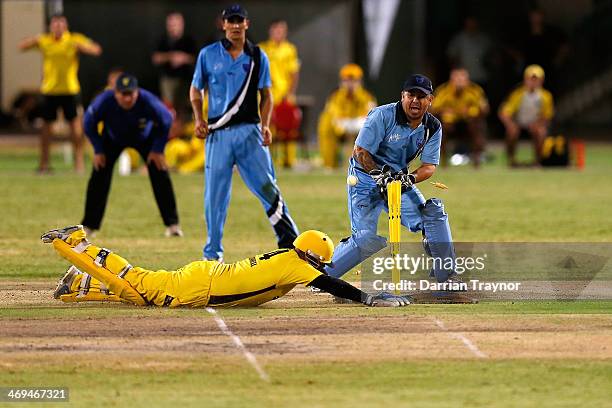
left=353, top=146, right=378, bottom=172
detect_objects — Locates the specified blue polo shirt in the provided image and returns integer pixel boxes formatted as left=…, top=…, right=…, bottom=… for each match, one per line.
left=351, top=102, right=442, bottom=172
left=192, top=39, right=271, bottom=123
left=83, top=89, right=172, bottom=154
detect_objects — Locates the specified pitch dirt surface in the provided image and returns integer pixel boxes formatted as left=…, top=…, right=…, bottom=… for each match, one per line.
left=3, top=286, right=612, bottom=407
left=3, top=282, right=612, bottom=367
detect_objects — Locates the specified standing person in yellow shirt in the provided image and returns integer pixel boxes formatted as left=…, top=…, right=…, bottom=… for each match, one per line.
left=498, top=64, right=554, bottom=167
left=259, top=19, right=301, bottom=168
left=19, top=14, right=102, bottom=174
left=318, top=64, right=376, bottom=169
left=431, top=67, right=489, bottom=167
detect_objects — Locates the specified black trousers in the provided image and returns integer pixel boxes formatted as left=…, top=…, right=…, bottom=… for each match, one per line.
left=81, top=139, right=179, bottom=230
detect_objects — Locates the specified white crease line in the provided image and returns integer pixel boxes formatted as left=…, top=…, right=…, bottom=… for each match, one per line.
left=433, top=318, right=487, bottom=358
left=206, top=307, right=270, bottom=382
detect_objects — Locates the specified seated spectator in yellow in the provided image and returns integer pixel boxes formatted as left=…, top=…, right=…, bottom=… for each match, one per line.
left=318, top=64, right=376, bottom=169
left=431, top=67, right=489, bottom=167
left=165, top=93, right=208, bottom=174
left=165, top=120, right=205, bottom=174
left=499, top=64, right=554, bottom=167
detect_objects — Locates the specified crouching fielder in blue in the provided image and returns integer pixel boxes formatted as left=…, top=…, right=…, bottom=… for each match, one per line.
left=326, top=74, right=458, bottom=284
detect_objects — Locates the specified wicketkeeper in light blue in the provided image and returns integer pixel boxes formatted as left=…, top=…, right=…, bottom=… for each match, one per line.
left=189, top=4, right=298, bottom=261
left=326, top=74, right=459, bottom=284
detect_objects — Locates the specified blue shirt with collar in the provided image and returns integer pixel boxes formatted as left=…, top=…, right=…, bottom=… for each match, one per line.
left=192, top=39, right=271, bottom=123
left=83, top=89, right=172, bottom=154
left=351, top=102, right=442, bottom=172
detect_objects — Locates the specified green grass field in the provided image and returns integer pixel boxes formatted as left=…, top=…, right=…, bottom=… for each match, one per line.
left=1, top=140, right=611, bottom=407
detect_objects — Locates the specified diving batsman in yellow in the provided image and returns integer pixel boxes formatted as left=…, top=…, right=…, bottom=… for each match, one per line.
left=41, top=225, right=410, bottom=308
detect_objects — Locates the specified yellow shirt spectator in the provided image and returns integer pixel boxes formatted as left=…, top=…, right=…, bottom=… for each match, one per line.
left=499, top=85, right=554, bottom=127
left=165, top=120, right=206, bottom=174
left=37, top=31, right=95, bottom=95
left=259, top=39, right=300, bottom=103
left=318, top=64, right=376, bottom=168
left=260, top=21, right=301, bottom=169
left=321, top=86, right=376, bottom=135
left=498, top=64, right=554, bottom=166
left=432, top=80, right=488, bottom=124
left=18, top=14, right=101, bottom=173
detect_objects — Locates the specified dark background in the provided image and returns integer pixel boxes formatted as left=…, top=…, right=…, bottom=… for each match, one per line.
left=8, top=0, right=612, bottom=137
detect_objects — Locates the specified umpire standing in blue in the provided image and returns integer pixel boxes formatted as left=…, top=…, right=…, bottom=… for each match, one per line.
left=326, top=75, right=459, bottom=284
left=81, top=74, right=182, bottom=237
left=189, top=4, right=299, bottom=261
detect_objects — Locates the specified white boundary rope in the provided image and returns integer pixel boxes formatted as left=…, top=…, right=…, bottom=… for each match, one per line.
left=206, top=307, right=270, bottom=382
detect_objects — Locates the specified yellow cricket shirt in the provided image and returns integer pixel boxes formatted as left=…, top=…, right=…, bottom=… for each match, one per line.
left=499, top=85, right=555, bottom=125
left=207, top=248, right=322, bottom=307
left=259, top=40, right=300, bottom=103
left=37, top=31, right=93, bottom=95
left=323, top=86, right=376, bottom=132
left=432, top=81, right=488, bottom=124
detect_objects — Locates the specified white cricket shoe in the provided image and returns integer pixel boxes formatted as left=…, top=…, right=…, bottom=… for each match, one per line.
left=41, top=225, right=84, bottom=243
left=165, top=224, right=184, bottom=237
left=53, top=265, right=82, bottom=299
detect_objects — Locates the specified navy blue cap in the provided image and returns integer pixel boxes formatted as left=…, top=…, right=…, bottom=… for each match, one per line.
left=115, top=73, right=138, bottom=92
left=402, top=74, right=433, bottom=95
left=222, top=4, right=248, bottom=19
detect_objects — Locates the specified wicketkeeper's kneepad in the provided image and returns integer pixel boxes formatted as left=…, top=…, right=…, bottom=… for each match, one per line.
left=325, top=231, right=387, bottom=278
left=421, top=198, right=456, bottom=282
left=421, top=198, right=447, bottom=221
left=52, top=240, right=147, bottom=306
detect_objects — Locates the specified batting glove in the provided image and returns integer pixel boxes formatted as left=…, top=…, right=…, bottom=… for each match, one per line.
left=364, top=291, right=411, bottom=307
left=369, top=165, right=395, bottom=200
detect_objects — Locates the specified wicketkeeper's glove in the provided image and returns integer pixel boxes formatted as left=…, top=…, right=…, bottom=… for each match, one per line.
left=394, top=169, right=416, bottom=193
left=369, top=165, right=395, bottom=200
left=363, top=291, right=411, bottom=307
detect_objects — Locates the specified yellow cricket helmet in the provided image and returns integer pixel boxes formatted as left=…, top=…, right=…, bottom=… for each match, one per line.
left=524, top=64, right=545, bottom=79
left=339, top=63, right=364, bottom=80
left=293, top=230, right=334, bottom=269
